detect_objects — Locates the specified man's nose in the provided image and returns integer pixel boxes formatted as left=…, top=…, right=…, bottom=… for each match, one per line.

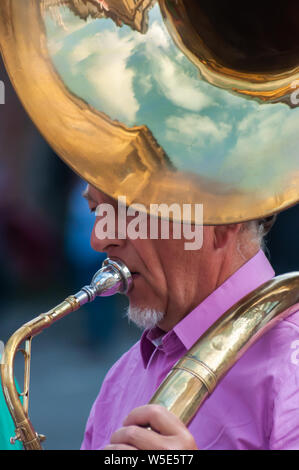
left=90, top=216, right=126, bottom=253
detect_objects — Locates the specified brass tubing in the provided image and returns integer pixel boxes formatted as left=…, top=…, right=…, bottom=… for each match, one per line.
left=1, top=297, right=81, bottom=449
left=0, top=258, right=132, bottom=449
left=150, top=273, right=299, bottom=425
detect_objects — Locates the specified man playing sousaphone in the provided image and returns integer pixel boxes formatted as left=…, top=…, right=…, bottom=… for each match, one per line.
left=1, top=0, right=299, bottom=450
left=80, top=187, right=299, bottom=450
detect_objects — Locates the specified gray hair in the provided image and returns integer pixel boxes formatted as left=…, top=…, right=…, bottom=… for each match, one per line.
left=238, top=216, right=276, bottom=260
left=243, top=220, right=267, bottom=248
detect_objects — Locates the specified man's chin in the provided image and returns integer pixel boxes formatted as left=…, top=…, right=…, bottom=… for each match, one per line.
left=126, top=306, right=165, bottom=330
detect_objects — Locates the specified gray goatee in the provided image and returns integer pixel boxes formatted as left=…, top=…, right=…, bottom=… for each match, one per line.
left=126, top=306, right=165, bottom=330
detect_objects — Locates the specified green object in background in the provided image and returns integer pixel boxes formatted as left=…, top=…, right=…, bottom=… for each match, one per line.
left=0, top=377, right=23, bottom=450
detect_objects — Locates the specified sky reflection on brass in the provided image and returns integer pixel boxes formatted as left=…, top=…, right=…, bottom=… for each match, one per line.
left=0, top=0, right=299, bottom=224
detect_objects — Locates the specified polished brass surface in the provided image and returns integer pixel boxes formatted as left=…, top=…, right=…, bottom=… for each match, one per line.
left=0, top=0, right=299, bottom=224
left=150, top=273, right=299, bottom=425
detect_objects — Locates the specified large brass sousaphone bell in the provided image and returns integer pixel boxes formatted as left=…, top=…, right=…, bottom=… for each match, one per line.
left=1, top=0, right=299, bottom=224
left=1, top=0, right=299, bottom=450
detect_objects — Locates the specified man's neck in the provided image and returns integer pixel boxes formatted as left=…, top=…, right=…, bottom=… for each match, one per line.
left=158, top=247, right=261, bottom=332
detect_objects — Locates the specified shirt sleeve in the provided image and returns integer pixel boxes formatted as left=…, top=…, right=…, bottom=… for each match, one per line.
left=268, top=318, right=299, bottom=450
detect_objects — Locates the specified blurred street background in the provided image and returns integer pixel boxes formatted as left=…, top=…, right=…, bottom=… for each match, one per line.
left=1, top=56, right=299, bottom=449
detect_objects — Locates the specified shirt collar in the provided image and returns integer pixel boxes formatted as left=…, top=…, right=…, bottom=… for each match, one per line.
left=140, top=250, right=275, bottom=367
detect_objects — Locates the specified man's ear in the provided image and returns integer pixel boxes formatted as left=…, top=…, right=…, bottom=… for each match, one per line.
left=213, top=224, right=242, bottom=249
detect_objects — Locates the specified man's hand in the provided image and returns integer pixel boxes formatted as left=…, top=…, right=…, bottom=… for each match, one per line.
left=104, top=404, right=198, bottom=450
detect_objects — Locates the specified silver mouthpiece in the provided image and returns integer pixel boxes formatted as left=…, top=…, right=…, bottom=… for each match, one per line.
left=74, top=258, right=132, bottom=306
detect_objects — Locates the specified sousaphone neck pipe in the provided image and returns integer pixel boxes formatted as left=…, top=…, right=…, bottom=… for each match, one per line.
left=0, top=258, right=132, bottom=450
left=150, top=272, right=299, bottom=425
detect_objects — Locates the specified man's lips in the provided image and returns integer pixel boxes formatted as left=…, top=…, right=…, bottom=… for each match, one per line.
left=131, top=272, right=140, bottom=279
left=128, top=272, right=141, bottom=294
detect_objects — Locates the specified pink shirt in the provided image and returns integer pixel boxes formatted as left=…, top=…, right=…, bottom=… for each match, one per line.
left=81, top=251, right=299, bottom=450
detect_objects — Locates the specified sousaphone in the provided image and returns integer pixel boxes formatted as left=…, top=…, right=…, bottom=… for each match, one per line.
left=1, top=0, right=299, bottom=449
